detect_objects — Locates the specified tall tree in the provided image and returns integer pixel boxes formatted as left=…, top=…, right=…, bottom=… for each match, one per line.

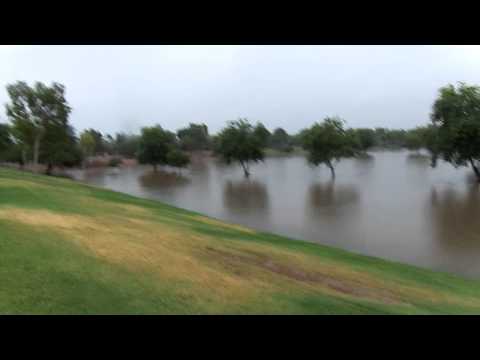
left=301, top=117, right=357, bottom=178
left=430, top=82, right=480, bottom=181
left=5, top=81, right=71, bottom=171
left=214, top=118, right=264, bottom=177
left=138, top=125, right=177, bottom=171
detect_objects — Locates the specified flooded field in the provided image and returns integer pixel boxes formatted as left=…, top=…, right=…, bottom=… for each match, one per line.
left=69, top=150, right=480, bottom=278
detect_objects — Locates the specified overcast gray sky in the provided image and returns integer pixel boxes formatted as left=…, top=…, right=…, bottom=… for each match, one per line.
left=1, top=45, right=480, bottom=135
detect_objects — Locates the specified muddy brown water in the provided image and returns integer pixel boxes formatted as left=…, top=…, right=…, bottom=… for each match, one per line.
left=68, top=150, right=480, bottom=278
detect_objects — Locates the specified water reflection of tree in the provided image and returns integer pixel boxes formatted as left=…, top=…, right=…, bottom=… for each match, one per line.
left=406, top=153, right=431, bottom=167
left=427, top=184, right=480, bottom=253
left=188, top=152, right=211, bottom=172
left=80, top=167, right=109, bottom=186
left=139, top=170, right=191, bottom=189
left=222, top=179, right=269, bottom=213
left=307, top=181, right=360, bottom=217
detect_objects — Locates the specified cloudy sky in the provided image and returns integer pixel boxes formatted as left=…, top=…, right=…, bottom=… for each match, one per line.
left=1, top=45, right=480, bottom=135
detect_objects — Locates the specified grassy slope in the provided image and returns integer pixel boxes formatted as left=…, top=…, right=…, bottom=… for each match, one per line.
left=2, top=168, right=480, bottom=314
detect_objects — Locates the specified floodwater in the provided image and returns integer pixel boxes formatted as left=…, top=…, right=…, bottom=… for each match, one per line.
left=68, top=150, right=480, bottom=278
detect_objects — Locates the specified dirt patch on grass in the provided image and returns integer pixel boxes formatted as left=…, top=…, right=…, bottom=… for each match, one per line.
left=205, top=246, right=402, bottom=305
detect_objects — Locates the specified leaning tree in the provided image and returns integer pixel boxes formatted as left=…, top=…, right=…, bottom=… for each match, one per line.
left=301, top=117, right=357, bottom=179
left=0, top=123, right=13, bottom=157
left=430, top=82, right=480, bottom=181
left=214, top=118, right=264, bottom=177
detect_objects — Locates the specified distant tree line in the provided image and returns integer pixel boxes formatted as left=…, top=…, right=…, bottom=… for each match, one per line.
left=1, top=81, right=480, bottom=181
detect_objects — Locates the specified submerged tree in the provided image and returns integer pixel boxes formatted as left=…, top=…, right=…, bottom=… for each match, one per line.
left=138, top=125, right=177, bottom=171
left=113, top=133, right=140, bottom=158
left=269, top=127, right=293, bottom=152
left=423, top=124, right=442, bottom=167
left=373, top=127, right=407, bottom=148
left=166, top=148, right=190, bottom=173
left=177, top=123, right=211, bottom=151
left=214, top=118, right=264, bottom=177
left=430, top=82, right=480, bottom=181
left=5, top=81, right=72, bottom=171
left=353, top=128, right=376, bottom=153
left=301, top=117, right=357, bottom=178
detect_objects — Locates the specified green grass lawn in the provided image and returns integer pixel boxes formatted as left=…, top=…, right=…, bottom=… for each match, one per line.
left=2, top=167, right=480, bottom=314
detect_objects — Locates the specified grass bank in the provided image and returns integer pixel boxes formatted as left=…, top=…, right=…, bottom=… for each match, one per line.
left=1, top=167, right=480, bottom=314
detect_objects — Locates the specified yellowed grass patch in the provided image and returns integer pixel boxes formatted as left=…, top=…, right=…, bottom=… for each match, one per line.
left=0, top=206, right=263, bottom=306
left=1, top=205, right=477, bottom=309
left=190, top=215, right=256, bottom=234
left=0, top=207, right=91, bottom=230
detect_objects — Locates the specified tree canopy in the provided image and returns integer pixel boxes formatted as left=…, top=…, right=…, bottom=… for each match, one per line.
left=269, top=128, right=293, bottom=152
left=82, top=129, right=108, bottom=155
left=177, top=123, right=210, bottom=151
left=138, top=125, right=189, bottom=172
left=5, top=81, right=75, bottom=173
left=79, top=131, right=96, bottom=158
left=405, top=127, right=428, bottom=154
left=112, top=133, right=140, bottom=158
left=214, top=118, right=264, bottom=177
left=301, top=117, right=357, bottom=178
left=430, top=82, right=480, bottom=181
left=352, top=128, right=376, bottom=152
left=253, top=122, right=271, bottom=148
left=41, top=123, right=82, bottom=173
left=166, top=148, right=190, bottom=171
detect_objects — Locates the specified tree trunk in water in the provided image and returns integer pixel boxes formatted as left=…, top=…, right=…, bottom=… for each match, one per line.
left=240, top=161, right=250, bottom=178
left=327, top=161, right=335, bottom=179
left=470, top=158, right=480, bottom=182
left=153, top=164, right=157, bottom=172
left=33, top=135, right=41, bottom=172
